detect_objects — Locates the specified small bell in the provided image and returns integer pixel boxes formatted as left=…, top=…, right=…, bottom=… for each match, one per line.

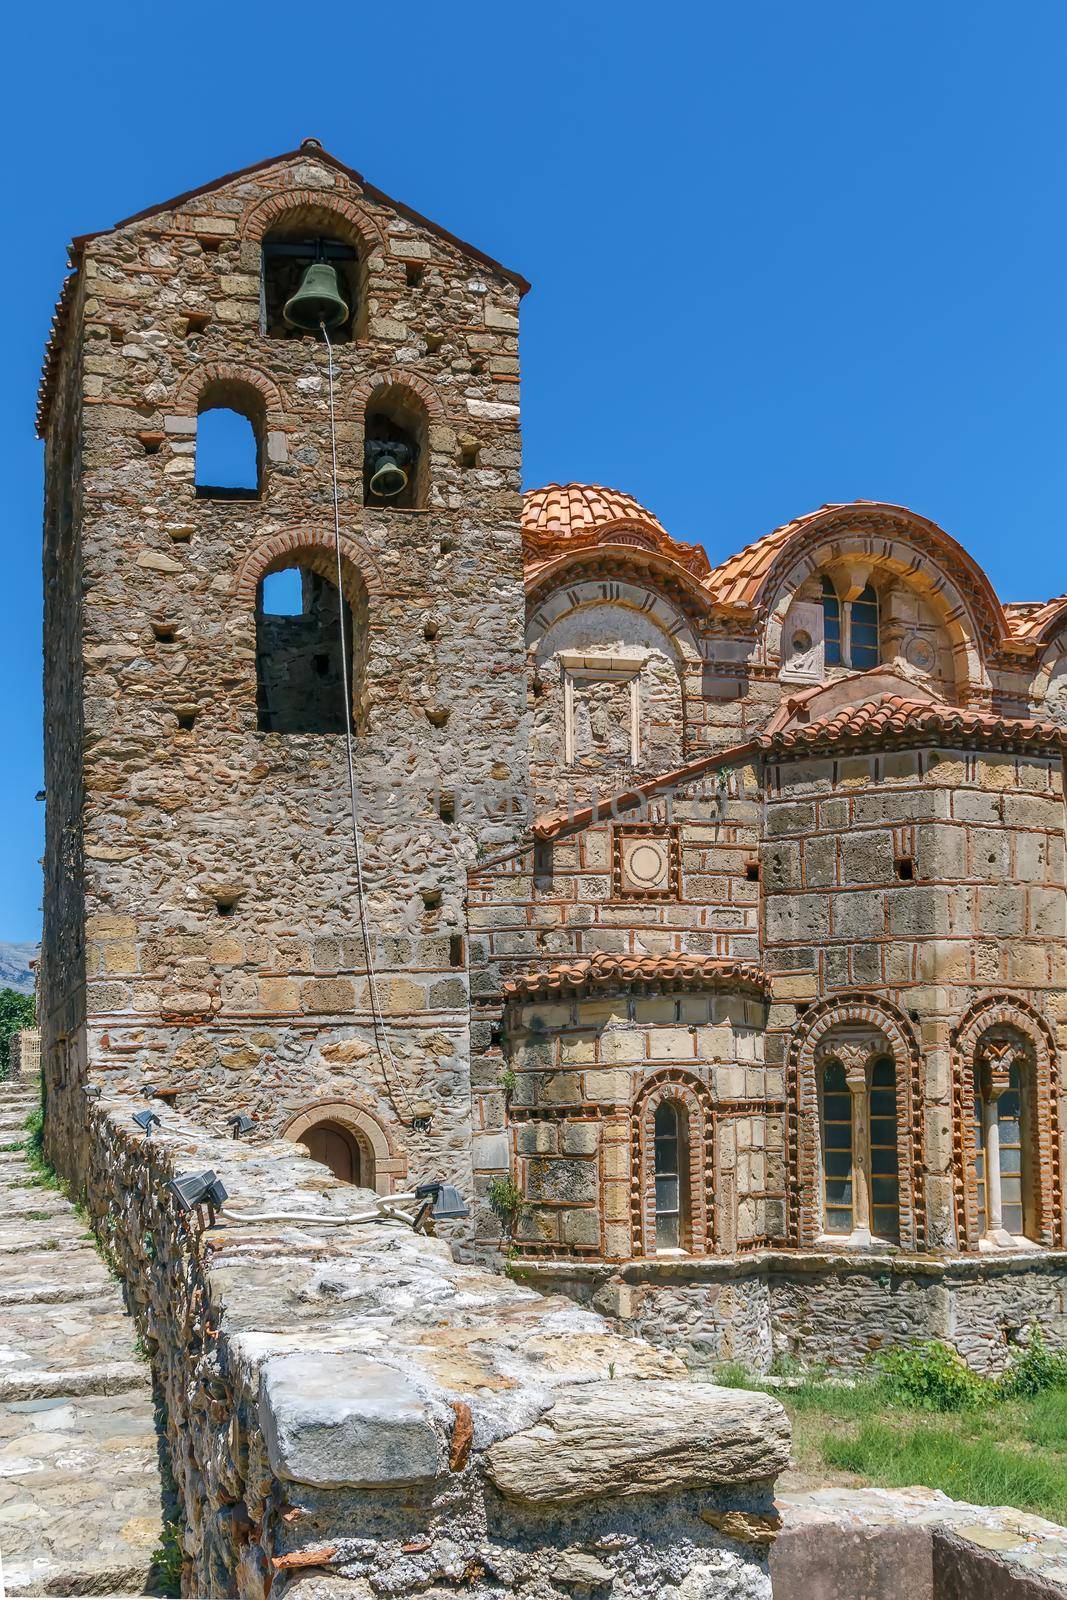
left=283, top=262, right=350, bottom=332
left=365, top=439, right=413, bottom=499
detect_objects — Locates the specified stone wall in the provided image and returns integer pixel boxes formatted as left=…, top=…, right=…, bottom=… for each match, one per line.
left=518, top=1252, right=1067, bottom=1375
left=82, top=1092, right=791, bottom=1599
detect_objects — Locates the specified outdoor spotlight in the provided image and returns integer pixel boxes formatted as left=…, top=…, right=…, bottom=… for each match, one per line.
left=414, top=1180, right=470, bottom=1223
left=227, top=1113, right=255, bottom=1139
left=168, top=1169, right=228, bottom=1214
left=132, top=1109, right=161, bottom=1136
left=83, top=1084, right=102, bottom=1100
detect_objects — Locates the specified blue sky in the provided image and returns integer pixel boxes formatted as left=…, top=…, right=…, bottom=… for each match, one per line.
left=4, top=0, right=1067, bottom=940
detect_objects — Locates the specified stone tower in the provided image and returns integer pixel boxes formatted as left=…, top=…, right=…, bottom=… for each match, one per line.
left=38, top=140, right=530, bottom=1205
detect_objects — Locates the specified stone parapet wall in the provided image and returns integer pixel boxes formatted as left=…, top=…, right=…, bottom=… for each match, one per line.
left=516, top=1251, right=1067, bottom=1376
left=82, top=1092, right=790, bottom=1598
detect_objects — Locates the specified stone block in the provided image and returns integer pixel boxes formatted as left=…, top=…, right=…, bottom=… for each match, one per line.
left=562, top=1122, right=600, bottom=1155
left=483, top=1380, right=790, bottom=1502
left=583, top=1069, right=631, bottom=1103
left=560, top=1209, right=601, bottom=1248
left=648, top=1027, right=695, bottom=1061
left=766, top=802, right=816, bottom=837
left=525, top=1157, right=597, bottom=1205
left=841, top=829, right=894, bottom=885
left=514, top=1121, right=558, bottom=1155
left=833, top=891, right=885, bottom=940
left=765, top=893, right=830, bottom=943
left=260, top=1354, right=442, bottom=1489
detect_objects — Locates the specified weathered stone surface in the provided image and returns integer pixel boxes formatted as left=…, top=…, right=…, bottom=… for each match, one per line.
left=484, top=1380, right=789, bottom=1503
left=260, top=1353, right=443, bottom=1487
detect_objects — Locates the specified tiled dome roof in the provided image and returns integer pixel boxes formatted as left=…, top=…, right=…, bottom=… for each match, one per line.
left=522, top=483, right=668, bottom=539
left=522, top=483, right=712, bottom=581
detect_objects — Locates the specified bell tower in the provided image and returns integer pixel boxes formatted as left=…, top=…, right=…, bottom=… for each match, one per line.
left=38, top=140, right=530, bottom=1210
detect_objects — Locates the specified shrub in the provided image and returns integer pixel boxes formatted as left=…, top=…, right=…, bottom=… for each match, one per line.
left=486, top=1175, right=524, bottom=1234
left=999, top=1330, right=1067, bottom=1399
left=873, top=1340, right=992, bottom=1412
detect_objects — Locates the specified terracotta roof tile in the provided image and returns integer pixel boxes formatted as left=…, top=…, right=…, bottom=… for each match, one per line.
left=502, top=951, right=767, bottom=1003
left=1005, top=595, right=1067, bottom=644
left=761, top=695, right=1067, bottom=757
left=522, top=483, right=712, bottom=581
left=523, top=483, right=670, bottom=540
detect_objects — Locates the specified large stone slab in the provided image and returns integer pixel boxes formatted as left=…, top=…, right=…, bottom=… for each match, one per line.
left=260, top=1353, right=443, bottom=1489
left=484, top=1379, right=790, bottom=1503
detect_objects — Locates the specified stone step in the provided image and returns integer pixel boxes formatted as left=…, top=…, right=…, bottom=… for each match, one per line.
left=0, top=1303, right=145, bottom=1376
left=0, top=1362, right=148, bottom=1403
left=2, top=1197, right=78, bottom=1220
left=0, top=1248, right=114, bottom=1301
left=0, top=1389, right=163, bottom=1596
left=0, top=1216, right=93, bottom=1251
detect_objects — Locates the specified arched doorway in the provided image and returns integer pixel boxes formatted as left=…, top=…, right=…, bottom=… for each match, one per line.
left=298, top=1119, right=367, bottom=1186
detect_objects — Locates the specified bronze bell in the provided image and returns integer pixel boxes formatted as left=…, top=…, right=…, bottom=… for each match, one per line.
left=283, top=262, right=349, bottom=332
left=365, top=439, right=413, bottom=499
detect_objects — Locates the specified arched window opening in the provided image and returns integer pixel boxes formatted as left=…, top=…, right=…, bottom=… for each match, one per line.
left=363, top=386, right=429, bottom=510
left=653, top=1099, right=690, bottom=1251
left=818, top=576, right=880, bottom=672
left=195, top=381, right=264, bottom=499
left=820, top=1059, right=853, bottom=1234
left=262, top=214, right=362, bottom=342
left=256, top=563, right=357, bottom=734
left=818, top=1049, right=900, bottom=1244
left=850, top=583, right=880, bottom=670
left=973, top=1047, right=1034, bottom=1243
left=821, top=577, right=842, bottom=667
left=298, top=1119, right=370, bottom=1187
left=869, top=1056, right=900, bottom=1244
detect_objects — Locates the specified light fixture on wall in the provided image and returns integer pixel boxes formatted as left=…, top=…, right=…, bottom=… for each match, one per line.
left=132, top=1110, right=161, bottom=1137
left=227, top=1114, right=255, bottom=1140
left=168, top=1169, right=228, bottom=1218
left=413, top=1180, right=470, bottom=1226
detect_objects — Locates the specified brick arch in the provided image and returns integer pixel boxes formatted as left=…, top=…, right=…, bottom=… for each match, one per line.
left=951, top=995, right=1062, bottom=1249
left=350, top=369, right=448, bottom=424
left=239, top=187, right=384, bottom=253
left=235, top=526, right=384, bottom=607
left=631, top=1070, right=714, bottom=1257
left=172, top=361, right=285, bottom=419
left=282, top=1099, right=407, bottom=1196
left=525, top=573, right=702, bottom=664
left=763, top=533, right=989, bottom=698
left=788, top=994, right=924, bottom=1249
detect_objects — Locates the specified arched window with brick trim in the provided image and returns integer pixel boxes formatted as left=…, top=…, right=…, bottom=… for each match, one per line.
left=253, top=544, right=371, bottom=736
left=633, top=1075, right=712, bottom=1257
left=971, top=1034, right=1037, bottom=1245
left=952, top=999, right=1061, bottom=1252
left=195, top=377, right=265, bottom=500
left=815, top=1040, right=900, bottom=1246
left=653, top=1099, right=690, bottom=1251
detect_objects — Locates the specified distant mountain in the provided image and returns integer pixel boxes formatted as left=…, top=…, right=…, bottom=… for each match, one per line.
left=0, top=942, right=38, bottom=996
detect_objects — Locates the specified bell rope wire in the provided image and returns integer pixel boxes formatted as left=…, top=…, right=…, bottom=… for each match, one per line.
left=320, top=321, right=417, bottom=1127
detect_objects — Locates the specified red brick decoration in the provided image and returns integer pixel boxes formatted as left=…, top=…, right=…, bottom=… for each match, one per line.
left=951, top=996, right=1062, bottom=1250
left=787, top=994, right=925, bottom=1250
left=612, top=824, right=681, bottom=901
left=501, top=951, right=767, bottom=1004
left=631, top=1071, right=715, bottom=1257
left=171, top=361, right=285, bottom=419
left=235, top=525, right=385, bottom=607
left=239, top=186, right=385, bottom=253
left=349, top=369, right=447, bottom=424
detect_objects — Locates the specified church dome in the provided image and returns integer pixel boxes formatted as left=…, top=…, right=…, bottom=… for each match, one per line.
left=522, top=482, right=668, bottom=541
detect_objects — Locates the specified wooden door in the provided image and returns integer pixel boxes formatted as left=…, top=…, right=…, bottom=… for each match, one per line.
left=300, top=1121, right=360, bottom=1184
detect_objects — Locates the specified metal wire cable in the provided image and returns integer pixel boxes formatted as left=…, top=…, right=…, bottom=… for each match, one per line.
left=320, top=322, right=415, bottom=1124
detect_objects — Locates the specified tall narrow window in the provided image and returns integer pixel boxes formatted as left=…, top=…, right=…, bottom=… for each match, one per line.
left=195, top=380, right=265, bottom=499
left=850, top=583, right=880, bottom=670
left=973, top=1053, right=1031, bottom=1241
left=820, top=1060, right=853, bottom=1234
left=256, top=564, right=355, bottom=734
left=821, top=576, right=842, bottom=666
left=869, top=1056, right=900, bottom=1243
left=653, top=1100, right=689, bottom=1251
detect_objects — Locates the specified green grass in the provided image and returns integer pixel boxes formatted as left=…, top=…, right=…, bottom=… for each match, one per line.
left=723, top=1348, right=1067, bottom=1525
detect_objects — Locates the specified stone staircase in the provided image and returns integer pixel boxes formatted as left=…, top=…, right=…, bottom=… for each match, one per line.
left=0, top=1079, right=168, bottom=1597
